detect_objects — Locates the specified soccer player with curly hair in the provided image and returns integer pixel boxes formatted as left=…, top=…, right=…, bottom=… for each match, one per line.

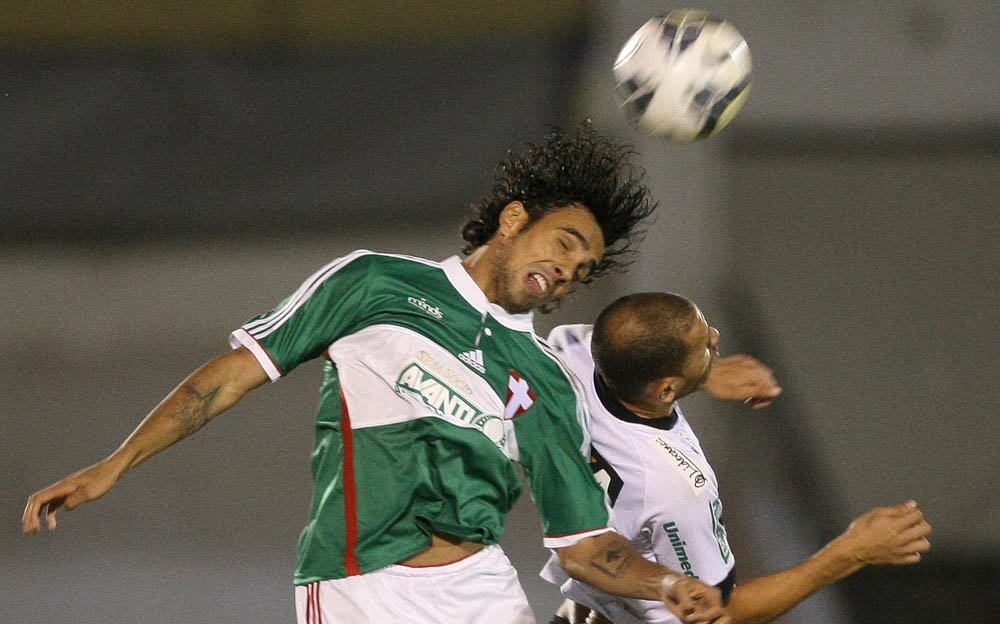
left=23, top=124, right=730, bottom=624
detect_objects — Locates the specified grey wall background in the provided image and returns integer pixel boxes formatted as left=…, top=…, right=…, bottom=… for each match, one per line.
left=3, top=2, right=998, bottom=623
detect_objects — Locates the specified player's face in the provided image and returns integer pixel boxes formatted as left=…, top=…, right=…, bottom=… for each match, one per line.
left=676, top=306, right=720, bottom=398
left=492, top=205, right=606, bottom=314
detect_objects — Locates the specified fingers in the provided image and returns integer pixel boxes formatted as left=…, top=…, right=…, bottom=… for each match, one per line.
left=22, top=475, right=95, bottom=534
left=851, top=500, right=932, bottom=566
left=896, top=528, right=930, bottom=564
left=882, top=532, right=930, bottom=565
left=898, top=518, right=932, bottom=542
left=665, top=579, right=728, bottom=624
left=869, top=500, right=924, bottom=524
left=748, top=397, right=776, bottom=409
left=23, top=484, right=72, bottom=535
left=911, top=536, right=932, bottom=554
left=680, top=597, right=729, bottom=624
left=747, top=382, right=782, bottom=403
left=728, top=357, right=781, bottom=402
left=21, top=498, right=39, bottom=535
left=682, top=603, right=729, bottom=624
left=887, top=500, right=920, bottom=515
left=661, top=576, right=701, bottom=618
left=669, top=586, right=698, bottom=616
left=567, top=600, right=595, bottom=624
left=46, top=501, right=59, bottom=530
left=22, top=460, right=122, bottom=535
left=897, top=524, right=932, bottom=552
left=891, top=502, right=932, bottom=536
left=704, top=354, right=782, bottom=405
left=585, top=609, right=613, bottom=624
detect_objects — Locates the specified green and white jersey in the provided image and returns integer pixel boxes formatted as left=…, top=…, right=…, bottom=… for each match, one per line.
left=229, top=251, right=612, bottom=584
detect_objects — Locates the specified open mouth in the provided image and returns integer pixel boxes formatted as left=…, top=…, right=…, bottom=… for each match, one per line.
left=527, top=272, right=550, bottom=298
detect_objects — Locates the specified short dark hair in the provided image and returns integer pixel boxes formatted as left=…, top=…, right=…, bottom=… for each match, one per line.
left=591, top=292, right=696, bottom=403
left=461, top=122, right=656, bottom=282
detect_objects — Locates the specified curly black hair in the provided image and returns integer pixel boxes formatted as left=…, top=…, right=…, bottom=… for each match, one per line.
left=461, top=122, right=656, bottom=282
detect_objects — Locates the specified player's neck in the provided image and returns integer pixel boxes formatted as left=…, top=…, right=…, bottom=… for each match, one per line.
left=461, top=246, right=495, bottom=300
left=621, top=398, right=676, bottom=420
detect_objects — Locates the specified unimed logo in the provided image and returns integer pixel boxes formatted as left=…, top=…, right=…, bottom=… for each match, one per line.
left=663, top=521, right=699, bottom=578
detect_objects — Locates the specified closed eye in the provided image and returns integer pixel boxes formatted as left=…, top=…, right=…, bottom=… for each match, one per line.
left=559, top=227, right=591, bottom=252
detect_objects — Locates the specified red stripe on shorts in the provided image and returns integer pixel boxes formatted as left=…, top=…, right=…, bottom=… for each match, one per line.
left=340, top=388, right=361, bottom=576
left=314, top=583, right=323, bottom=624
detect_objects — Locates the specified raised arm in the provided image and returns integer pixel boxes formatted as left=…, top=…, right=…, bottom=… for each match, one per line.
left=556, top=531, right=731, bottom=624
left=22, top=347, right=268, bottom=534
left=725, top=501, right=931, bottom=624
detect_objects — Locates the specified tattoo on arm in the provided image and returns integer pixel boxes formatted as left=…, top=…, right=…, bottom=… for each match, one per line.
left=175, top=384, right=221, bottom=437
left=589, top=546, right=633, bottom=579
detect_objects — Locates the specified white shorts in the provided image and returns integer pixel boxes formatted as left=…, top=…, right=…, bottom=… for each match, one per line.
left=295, top=544, right=537, bottom=624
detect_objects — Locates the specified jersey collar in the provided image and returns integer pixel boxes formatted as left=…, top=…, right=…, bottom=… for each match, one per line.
left=594, top=371, right=678, bottom=431
left=440, top=256, right=535, bottom=332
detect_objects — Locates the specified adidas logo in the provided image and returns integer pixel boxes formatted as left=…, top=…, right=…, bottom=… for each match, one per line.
left=458, top=349, right=486, bottom=374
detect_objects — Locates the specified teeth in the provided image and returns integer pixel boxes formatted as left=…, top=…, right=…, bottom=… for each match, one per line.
left=532, top=273, right=549, bottom=294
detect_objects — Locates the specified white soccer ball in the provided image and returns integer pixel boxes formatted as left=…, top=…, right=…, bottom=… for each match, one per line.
left=613, top=10, right=752, bottom=142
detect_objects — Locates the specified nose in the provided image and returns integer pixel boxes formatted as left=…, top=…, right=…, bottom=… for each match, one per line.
left=553, top=261, right=584, bottom=285
left=563, top=251, right=596, bottom=284
left=709, top=327, right=720, bottom=347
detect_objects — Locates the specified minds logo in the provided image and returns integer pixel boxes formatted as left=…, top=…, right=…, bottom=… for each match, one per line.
left=396, top=362, right=506, bottom=451
left=407, top=296, right=444, bottom=319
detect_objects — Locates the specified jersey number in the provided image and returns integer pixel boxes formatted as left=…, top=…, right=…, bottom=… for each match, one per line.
left=590, top=446, right=624, bottom=506
left=709, top=498, right=732, bottom=563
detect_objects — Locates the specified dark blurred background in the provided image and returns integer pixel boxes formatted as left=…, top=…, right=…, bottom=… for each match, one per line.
left=3, top=2, right=998, bottom=623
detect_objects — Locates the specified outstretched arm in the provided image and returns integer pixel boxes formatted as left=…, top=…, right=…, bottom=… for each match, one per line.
left=22, top=347, right=268, bottom=534
left=725, top=501, right=931, bottom=624
left=556, top=531, right=731, bottom=624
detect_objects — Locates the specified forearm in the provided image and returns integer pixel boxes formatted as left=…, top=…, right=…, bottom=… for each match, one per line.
left=22, top=348, right=269, bottom=534
left=557, top=531, right=679, bottom=600
left=109, top=348, right=266, bottom=474
left=726, top=542, right=860, bottom=624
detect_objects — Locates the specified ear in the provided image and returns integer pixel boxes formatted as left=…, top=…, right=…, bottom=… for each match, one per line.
left=653, top=377, right=683, bottom=406
left=498, top=201, right=530, bottom=237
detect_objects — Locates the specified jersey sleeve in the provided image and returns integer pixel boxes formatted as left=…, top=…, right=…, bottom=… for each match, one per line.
left=229, top=250, right=376, bottom=380
left=513, top=350, right=613, bottom=549
left=545, top=324, right=594, bottom=362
